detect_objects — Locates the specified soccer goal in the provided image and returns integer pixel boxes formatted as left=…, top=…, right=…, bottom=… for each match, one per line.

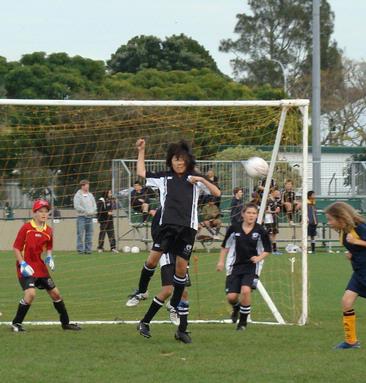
left=0, top=99, right=309, bottom=326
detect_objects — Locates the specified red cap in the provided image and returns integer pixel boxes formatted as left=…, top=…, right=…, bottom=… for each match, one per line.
left=32, top=199, right=50, bottom=213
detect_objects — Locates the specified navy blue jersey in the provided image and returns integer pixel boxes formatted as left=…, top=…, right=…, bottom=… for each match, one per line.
left=342, top=223, right=366, bottom=272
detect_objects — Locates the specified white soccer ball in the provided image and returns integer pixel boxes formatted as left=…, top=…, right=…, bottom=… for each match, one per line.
left=131, top=246, right=140, bottom=254
left=244, top=157, right=269, bottom=178
left=122, top=246, right=131, bottom=253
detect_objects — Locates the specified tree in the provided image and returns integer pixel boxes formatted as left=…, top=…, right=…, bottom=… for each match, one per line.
left=220, top=0, right=342, bottom=95
left=4, top=52, right=106, bottom=99
left=321, top=59, right=366, bottom=146
left=108, top=34, right=220, bottom=74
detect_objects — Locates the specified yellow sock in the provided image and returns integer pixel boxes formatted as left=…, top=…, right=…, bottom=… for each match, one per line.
left=343, top=309, right=357, bottom=344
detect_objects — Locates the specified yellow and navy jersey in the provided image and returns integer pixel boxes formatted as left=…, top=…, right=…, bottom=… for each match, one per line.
left=341, top=223, right=366, bottom=271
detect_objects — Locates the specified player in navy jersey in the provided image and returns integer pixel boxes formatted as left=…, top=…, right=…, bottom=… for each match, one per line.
left=126, top=139, right=220, bottom=318
left=216, top=203, right=271, bottom=330
left=325, top=202, right=366, bottom=349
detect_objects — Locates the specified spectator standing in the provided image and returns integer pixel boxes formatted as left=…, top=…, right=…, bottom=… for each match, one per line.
left=73, top=180, right=97, bottom=254
left=230, top=187, right=244, bottom=225
left=97, top=190, right=119, bottom=253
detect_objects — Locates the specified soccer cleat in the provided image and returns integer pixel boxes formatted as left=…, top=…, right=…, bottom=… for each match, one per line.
left=111, top=248, right=120, bottom=254
left=137, top=321, right=151, bottom=338
left=166, top=302, right=180, bottom=326
left=334, top=341, right=360, bottom=350
left=236, top=324, right=247, bottom=331
left=62, top=323, right=82, bottom=331
left=97, top=249, right=103, bottom=253
left=175, top=329, right=192, bottom=344
left=11, top=323, right=26, bottom=332
left=230, top=306, right=240, bottom=324
left=126, top=290, right=149, bottom=307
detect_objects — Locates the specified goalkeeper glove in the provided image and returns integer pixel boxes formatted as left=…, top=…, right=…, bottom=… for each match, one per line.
left=45, top=255, right=55, bottom=271
left=20, top=261, right=34, bottom=277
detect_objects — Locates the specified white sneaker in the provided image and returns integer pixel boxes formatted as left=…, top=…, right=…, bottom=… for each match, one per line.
left=126, top=291, right=149, bottom=307
left=97, top=249, right=103, bottom=253
left=11, top=323, right=25, bottom=332
left=166, top=302, right=180, bottom=326
left=111, top=248, right=119, bottom=254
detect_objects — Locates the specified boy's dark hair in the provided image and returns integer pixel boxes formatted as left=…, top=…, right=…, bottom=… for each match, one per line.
left=242, top=202, right=259, bottom=213
left=134, top=180, right=141, bottom=185
left=233, top=187, right=242, bottom=196
left=166, top=140, right=196, bottom=172
left=307, top=190, right=315, bottom=199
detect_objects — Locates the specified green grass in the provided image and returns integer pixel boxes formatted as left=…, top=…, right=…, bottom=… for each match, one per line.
left=1, top=250, right=365, bottom=383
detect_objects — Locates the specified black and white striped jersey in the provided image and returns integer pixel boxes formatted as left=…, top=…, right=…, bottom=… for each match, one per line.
left=146, top=171, right=210, bottom=230
left=221, top=223, right=271, bottom=276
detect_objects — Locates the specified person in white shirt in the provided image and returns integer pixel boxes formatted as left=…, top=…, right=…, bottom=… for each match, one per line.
left=73, top=180, right=97, bottom=254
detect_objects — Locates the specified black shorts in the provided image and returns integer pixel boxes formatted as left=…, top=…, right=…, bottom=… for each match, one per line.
left=265, top=223, right=279, bottom=235
left=161, top=264, right=192, bottom=287
left=225, top=273, right=258, bottom=294
left=152, top=224, right=196, bottom=260
left=19, top=276, right=56, bottom=291
left=308, top=224, right=317, bottom=237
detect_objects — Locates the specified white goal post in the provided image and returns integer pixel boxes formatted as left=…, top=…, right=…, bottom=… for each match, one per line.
left=0, top=98, right=310, bottom=326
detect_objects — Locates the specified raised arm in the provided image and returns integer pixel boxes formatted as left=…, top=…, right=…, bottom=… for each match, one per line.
left=136, top=138, right=146, bottom=179
left=189, top=176, right=221, bottom=197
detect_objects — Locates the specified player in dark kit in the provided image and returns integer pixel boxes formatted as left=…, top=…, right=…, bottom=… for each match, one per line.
left=126, top=139, right=220, bottom=319
left=11, top=199, right=81, bottom=332
left=138, top=208, right=192, bottom=343
left=216, top=203, right=271, bottom=330
left=325, top=202, right=366, bottom=349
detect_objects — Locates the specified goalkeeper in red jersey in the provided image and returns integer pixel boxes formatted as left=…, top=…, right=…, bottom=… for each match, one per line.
left=11, top=199, right=81, bottom=332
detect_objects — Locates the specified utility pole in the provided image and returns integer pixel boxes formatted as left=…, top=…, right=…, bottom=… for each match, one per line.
left=312, top=0, right=321, bottom=194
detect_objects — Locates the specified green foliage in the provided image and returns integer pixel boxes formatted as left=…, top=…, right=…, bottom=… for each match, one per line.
left=4, top=52, right=106, bottom=99
left=220, top=0, right=343, bottom=91
left=108, top=34, right=220, bottom=74
left=215, top=146, right=271, bottom=161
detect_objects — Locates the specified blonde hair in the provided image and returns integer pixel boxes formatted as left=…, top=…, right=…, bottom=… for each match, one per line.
left=324, top=202, right=365, bottom=233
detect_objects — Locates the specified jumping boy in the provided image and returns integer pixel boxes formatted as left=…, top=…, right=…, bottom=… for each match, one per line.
left=126, top=139, right=220, bottom=319
left=11, top=199, right=81, bottom=332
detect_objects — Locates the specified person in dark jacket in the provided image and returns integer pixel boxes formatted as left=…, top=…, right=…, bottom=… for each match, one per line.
left=230, top=187, right=244, bottom=225
left=97, top=190, right=118, bottom=253
left=307, top=190, right=318, bottom=253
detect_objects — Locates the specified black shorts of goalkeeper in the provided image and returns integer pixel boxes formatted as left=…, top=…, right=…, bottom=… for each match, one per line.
left=19, top=276, right=56, bottom=291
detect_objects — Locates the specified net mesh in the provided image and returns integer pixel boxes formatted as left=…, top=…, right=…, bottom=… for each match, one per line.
left=0, top=103, right=305, bottom=324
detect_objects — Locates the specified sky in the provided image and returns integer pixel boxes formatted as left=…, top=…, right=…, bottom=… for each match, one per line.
left=1, top=0, right=366, bottom=77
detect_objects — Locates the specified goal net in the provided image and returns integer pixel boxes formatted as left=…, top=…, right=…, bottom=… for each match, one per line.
left=0, top=99, right=309, bottom=326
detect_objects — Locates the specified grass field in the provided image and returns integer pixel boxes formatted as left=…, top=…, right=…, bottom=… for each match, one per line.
left=1, top=249, right=365, bottom=383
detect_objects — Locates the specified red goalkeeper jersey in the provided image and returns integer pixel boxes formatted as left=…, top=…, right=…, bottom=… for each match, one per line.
left=13, top=220, right=53, bottom=279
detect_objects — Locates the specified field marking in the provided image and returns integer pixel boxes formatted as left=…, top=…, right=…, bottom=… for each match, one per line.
left=0, top=319, right=285, bottom=326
